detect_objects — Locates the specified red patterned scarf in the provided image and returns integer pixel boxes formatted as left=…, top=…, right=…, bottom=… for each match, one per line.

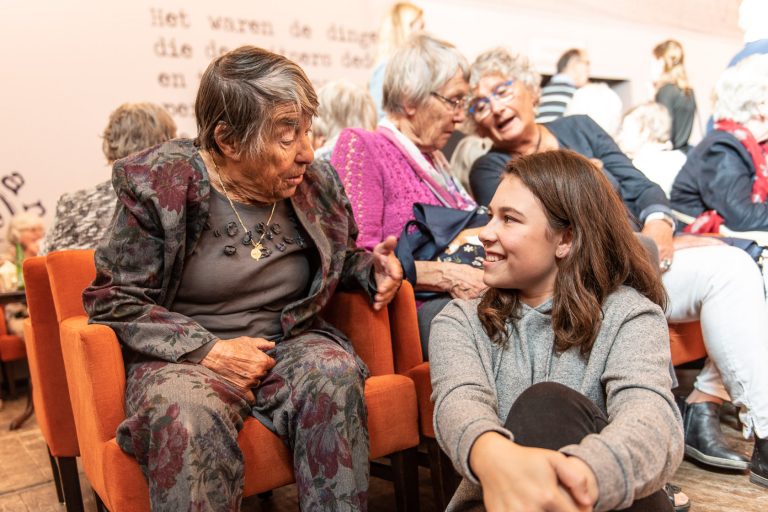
left=684, top=119, right=768, bottom=234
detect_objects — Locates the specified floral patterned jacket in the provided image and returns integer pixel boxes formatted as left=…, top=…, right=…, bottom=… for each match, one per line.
left=83, top=139, right=375, bottom=363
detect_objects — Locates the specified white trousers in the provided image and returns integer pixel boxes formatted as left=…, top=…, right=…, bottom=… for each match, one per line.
left=663, top=245, right=768, bottom=439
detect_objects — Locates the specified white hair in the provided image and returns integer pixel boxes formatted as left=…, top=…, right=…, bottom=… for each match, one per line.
left=622, top=102, right=672, bottom=145
left=383, top=33, right=469, bottom=115
left=316, top=80, right=377, bottom=141
left=713, top=53, right=768, bottom=124
left=7, top=212, right=44, bottom=246
left=739, top=0, right=768, bottom=43
left=565, top=83, right=624, bottom=136
left=469, top=48, right=541, bottom=98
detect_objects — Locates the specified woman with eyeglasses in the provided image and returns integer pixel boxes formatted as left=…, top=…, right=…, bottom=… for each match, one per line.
left=331, top=33, right=480, bottom=353
left=466, top=47, right=768, bottom=503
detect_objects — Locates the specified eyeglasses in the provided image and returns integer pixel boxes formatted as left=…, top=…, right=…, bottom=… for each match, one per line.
left=467, top=80, right=517, bottom=121
left=430, top=91, right=467, bottom=113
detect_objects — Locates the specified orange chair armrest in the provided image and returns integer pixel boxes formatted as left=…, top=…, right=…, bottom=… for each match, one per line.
left=60, top=316, right=127, bottom=443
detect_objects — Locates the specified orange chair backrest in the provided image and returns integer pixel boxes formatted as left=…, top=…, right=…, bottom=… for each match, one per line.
left=22, top=256, right=79, bottom=456
left=321, top=289, right=395, bottom=376
left=387, top=281, right=422, bottom=374
left=0, top=304, right=9, bottom=336
left=46, top=250, right=96, bottom=323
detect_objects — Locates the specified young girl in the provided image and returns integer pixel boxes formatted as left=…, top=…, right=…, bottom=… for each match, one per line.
left=430, top=150, right=683, bottom=512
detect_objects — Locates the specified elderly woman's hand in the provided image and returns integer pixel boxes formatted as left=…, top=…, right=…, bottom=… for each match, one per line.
left=413, top=261, right=487, bottom=299
left=447, top=265, right=487, bottom=299
left=201, top=337, right=277, bottom=401
left=372, top=236, right=404, bottom=311
left=641, top=219, right=675, bottom=272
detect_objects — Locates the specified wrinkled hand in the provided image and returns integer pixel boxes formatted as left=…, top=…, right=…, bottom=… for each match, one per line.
left=372, top=236, right=404, bottom=311
left=448, top=265, right=486, bottom=299
left=470, top=432, right=587, bottom=512
left=201, top=337, right=276, bottom=402
left=641, top=219, right=675, bottom=272
left=673, top=234, right=726, bottom=251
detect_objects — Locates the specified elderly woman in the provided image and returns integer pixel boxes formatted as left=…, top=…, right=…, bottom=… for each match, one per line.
left=671, top=53, right=768, bottom=233
left=3, top=213, right=45, bottom=335
left=617, top=102, right=687, bottom=196
left=313, top=80, right=377, bottom=161
left=83, top=46, right=402, bottom=511
left=42, top=102, right=176, bottom=254
left=467, top=47, right=768, bottom=496
left=331, top=33, right=479, bottom=352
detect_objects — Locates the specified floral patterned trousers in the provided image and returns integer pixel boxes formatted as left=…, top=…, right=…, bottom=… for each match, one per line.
left=117, top=332, right=369, bottom=512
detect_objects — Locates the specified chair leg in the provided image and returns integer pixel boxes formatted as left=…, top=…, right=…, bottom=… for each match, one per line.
left=93, top=488, right=108, bottom=512
left=390, top=447, right=420, bottom=512
left=59, top=456, right=85, bottom=512
left=427, top=438, right=460, bottom=511
left=5, top=361, right=16, bottom=397
left=47, top=447, right=64, bottom=503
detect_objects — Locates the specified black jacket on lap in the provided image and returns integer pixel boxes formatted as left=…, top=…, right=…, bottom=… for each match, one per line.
left=671, top=130, right=768, bottom=232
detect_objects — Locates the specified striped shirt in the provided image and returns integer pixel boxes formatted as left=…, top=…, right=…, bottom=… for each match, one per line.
left=536, top=74, right=576, bottom=123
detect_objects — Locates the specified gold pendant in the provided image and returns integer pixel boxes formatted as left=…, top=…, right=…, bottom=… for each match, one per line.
left=250, top=244, right=263, bottom=260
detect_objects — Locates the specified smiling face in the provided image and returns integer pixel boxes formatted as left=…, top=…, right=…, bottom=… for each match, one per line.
left=480, top=175, right=571, bottom=306
left=407, top=68, right=469, bottom=152
left=472, top=74, right=539, bottom=149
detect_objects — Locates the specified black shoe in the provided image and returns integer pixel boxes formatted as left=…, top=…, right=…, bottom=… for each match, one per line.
left=750, top=438, right=768, bottom=488
left=682, top=401, right=750, bottom=470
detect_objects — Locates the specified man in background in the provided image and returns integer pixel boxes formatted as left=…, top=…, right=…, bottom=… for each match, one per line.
left=536, top=48, right=590, bottom=123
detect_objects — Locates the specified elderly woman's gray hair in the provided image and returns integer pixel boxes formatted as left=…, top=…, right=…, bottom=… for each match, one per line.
left=316, top=81, right=377, bottom=142
left=102, top=103, right=177, bottom=163
left=196, top=46, right=318, bottom=159
left=382, top=33, right=469, bottom=115
left=469, top=48, right=541, bottom=99
left=713, top=53, right=768, bottom=124
left=623, top=102, right=673, bottom=144
left=7, top=212, right=44, bottom=247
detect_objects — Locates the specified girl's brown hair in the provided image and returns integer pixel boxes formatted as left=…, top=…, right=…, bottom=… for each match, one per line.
left=653, top=39, right=692, bottom=93
left=478, top=150, right=667, bottom=353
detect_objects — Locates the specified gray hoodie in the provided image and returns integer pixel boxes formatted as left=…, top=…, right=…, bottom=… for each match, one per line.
left=430, top=286, right=683, bottom=511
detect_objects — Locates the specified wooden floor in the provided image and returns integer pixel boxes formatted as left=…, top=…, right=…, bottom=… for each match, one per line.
left=0, top=387, right=766, bottom=511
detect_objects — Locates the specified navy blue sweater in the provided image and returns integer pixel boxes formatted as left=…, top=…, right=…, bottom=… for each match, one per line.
left=469, top=115, right=671, bottom=226
left=671, top=130, right=768, bottom=232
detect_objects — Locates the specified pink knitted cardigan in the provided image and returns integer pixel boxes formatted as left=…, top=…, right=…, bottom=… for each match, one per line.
left=331, top=127, right=470, bottom=250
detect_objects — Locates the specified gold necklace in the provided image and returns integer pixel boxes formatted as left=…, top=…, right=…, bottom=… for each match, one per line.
left=207, top=151, right=276, bottom=260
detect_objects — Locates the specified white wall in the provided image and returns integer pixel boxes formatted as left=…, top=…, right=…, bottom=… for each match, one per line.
left=0, top=0, right=742, bottom=230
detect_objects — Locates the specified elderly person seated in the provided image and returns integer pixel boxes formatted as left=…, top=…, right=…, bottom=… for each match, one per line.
left=617, top=102, right=687, bottom=196
left=331, top=33, right=480, bottom=352
left=83, top=46, right=403, bottom=511
left=314, top=80, right=378, bottom=161
left=671, top=53, right=768, bottom=234
left=2, top=213, right=45, bottom=335
left=466, top=47, right=768, bottom=496
left=41, top=102, right=176, bottom=254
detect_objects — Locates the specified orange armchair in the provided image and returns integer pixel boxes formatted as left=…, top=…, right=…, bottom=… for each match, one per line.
left=46, top=249, right=420, bottom=512
left=669, top=322, right=707, bottom=366
left=22, top=256, right=84, bottom=511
